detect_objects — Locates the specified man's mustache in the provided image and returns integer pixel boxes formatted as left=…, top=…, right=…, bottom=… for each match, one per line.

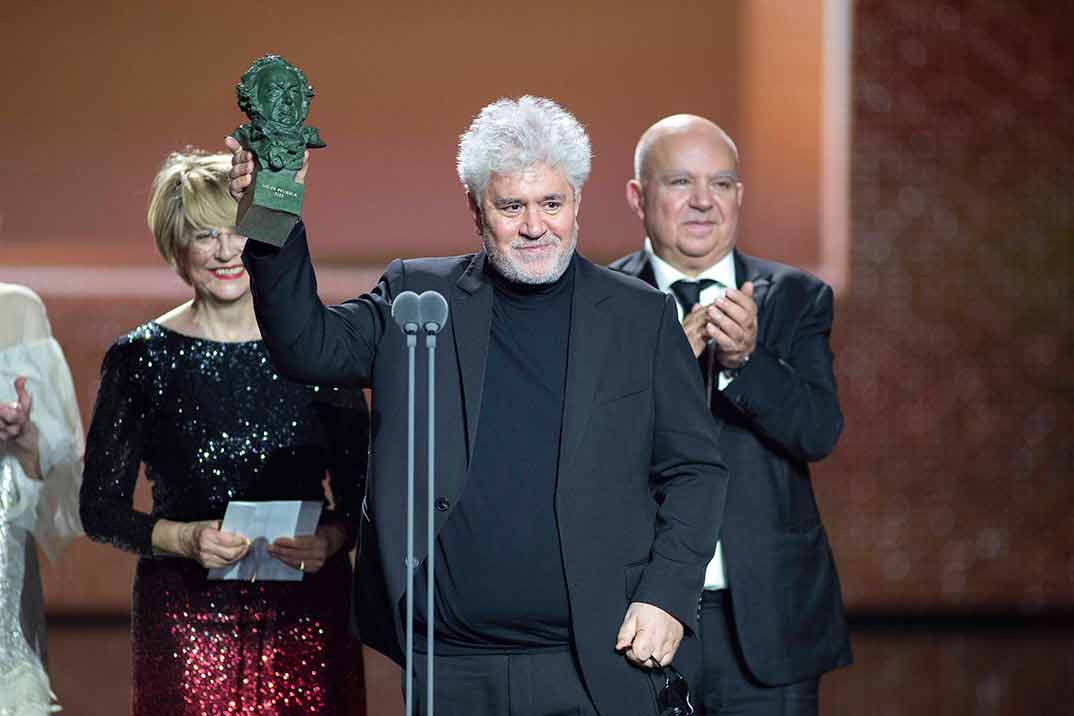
left=510, top=235, right=560, bottom=249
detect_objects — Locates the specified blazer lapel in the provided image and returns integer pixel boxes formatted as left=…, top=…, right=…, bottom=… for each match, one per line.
left=637, top=256, right=656, bottom=288
left=452, top=252, right=493, bottom=466
left=558, top=257, right=613, bottom=477
left=617, top=250, right=656, bottom=287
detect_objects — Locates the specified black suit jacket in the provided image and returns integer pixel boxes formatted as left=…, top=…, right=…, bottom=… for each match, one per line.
left=242, top=224, right=729, bottom=715
left=610, top=248, right=852, bottom=685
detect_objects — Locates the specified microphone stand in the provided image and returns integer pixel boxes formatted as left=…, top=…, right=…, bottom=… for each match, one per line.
left=393, top=290, right=448, bottom=716
left=391, top=292, right=420, bottom=716
left=405, top=323, right=417, bottom=716
left=419, top=290, right=449, bottom=716
left=424, top=326, right=437, bottom=716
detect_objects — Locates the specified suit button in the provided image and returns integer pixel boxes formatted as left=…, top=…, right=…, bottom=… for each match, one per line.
left=435, top=497, right=450, bottom=512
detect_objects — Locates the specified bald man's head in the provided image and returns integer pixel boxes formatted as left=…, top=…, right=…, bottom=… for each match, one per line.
left=633, top=114, right=739, bottom=182
left=626, top=114, right=744, bottom=275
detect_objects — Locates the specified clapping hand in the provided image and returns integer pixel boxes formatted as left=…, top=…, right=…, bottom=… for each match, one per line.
left=0, top=377, right=33, bottom=442
left=681, top=304, right=711, bottom=358
left=704, top=282, right=757, bottom=369
left=0, top=377, right=42, bottom=479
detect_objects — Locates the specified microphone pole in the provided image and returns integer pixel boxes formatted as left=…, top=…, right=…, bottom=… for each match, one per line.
left=390, top=291, right=420, bottom=716
left=418, top=290, right=449, bottom=716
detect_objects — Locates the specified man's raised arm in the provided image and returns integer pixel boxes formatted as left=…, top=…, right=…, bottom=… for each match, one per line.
left=227, top=137, right=390, bottom=388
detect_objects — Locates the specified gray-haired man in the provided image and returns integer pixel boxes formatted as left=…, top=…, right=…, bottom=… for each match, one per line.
left=228, top=96, right=728, bottom=715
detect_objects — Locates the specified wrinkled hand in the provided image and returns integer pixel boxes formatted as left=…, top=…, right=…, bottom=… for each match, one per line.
left=180, top=520, right=250, bottom=568
left=615, top=601, right=684, bottom=668
left=705, top=281, right=757, bottom=369
left=224, top=136, right=309, bottom=225
left=267, top=522, right=349, bottom=574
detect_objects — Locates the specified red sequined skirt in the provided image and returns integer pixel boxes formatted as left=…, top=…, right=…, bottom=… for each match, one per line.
left=131, top=552, right=365, bottom=715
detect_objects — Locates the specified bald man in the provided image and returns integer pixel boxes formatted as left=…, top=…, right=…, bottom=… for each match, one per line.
left=610, top=116, right=852, bottom=715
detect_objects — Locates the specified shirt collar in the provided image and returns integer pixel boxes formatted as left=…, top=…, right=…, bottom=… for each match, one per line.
left=643, top=238, right=737, bottom=292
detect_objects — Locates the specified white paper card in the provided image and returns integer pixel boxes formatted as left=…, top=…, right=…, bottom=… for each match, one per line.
left=207, top=500, right=322, bottom=582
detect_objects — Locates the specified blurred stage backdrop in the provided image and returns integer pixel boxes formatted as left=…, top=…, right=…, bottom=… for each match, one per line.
left=3, top=0, right=1072, bottom=714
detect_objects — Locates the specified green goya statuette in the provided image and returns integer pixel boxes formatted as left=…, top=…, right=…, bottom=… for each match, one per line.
left=232, top=54, right=326, bottom=244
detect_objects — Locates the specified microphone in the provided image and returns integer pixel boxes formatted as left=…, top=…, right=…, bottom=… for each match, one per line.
left=418, top=291, right=449, bottom=334
left=394, top=289, right=449, bottom=716
left=391, top=291, right=421, bottom=335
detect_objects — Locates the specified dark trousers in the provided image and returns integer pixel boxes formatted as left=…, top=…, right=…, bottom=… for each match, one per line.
left=410, top=649, right=600, bottom=716
left=697, top=591, right=819, bottom=716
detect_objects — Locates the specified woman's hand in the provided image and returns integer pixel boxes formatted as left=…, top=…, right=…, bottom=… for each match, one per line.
left=152, top=519, right=250, bottom=568
left=267, top=522, right=350, bottom=574
left=0, top=377, right=42, bottom=479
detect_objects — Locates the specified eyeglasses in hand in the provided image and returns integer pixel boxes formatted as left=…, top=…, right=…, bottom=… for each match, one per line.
left=648, top=656, right=695, bottom=716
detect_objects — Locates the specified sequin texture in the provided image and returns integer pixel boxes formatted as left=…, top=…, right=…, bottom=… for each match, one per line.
left=81, top=322, right=367, bottom=715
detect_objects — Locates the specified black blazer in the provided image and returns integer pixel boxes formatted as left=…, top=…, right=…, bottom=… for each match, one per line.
left=610, top=248, right=852, bottom=685
left=242, top=224, right=729, bottom=716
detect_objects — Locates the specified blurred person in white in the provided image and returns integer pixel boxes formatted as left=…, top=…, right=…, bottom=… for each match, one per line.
left=0, top=283, right=84, bottom=715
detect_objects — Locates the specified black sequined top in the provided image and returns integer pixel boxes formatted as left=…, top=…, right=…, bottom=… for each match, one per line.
left=81, top=322, right=368, bottom=556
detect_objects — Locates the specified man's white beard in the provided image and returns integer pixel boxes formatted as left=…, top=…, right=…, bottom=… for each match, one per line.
left=482, top=224, right=578, bottom=285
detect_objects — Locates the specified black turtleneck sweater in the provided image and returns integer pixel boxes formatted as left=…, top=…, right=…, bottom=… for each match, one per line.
left=415, top=255, right=576, bottom=653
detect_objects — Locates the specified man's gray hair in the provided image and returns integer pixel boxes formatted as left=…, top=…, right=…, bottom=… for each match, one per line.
left=457, top=96, right=592, bottom=199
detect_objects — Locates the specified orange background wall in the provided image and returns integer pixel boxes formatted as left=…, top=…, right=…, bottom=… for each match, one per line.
left=5, top=1, right=828, bottom=270
left=3, top=0, right=830, bottom=613
left=4, top=1, right=1071, bottom=622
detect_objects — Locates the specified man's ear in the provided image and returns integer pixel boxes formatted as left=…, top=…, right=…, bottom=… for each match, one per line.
left=466, top=191, right=483, bottom=235
left=626, top=179, right=645, bottom=220
left=736, top=181, right=745, bottom=209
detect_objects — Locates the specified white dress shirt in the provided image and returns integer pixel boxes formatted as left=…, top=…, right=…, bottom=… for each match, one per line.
left=643, top=240, right=734, bottom=591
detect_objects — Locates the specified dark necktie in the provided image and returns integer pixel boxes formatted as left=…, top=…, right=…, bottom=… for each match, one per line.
left=670, top=278, right=720, bottom=398
left=669, top=279, right=717, bottom=315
